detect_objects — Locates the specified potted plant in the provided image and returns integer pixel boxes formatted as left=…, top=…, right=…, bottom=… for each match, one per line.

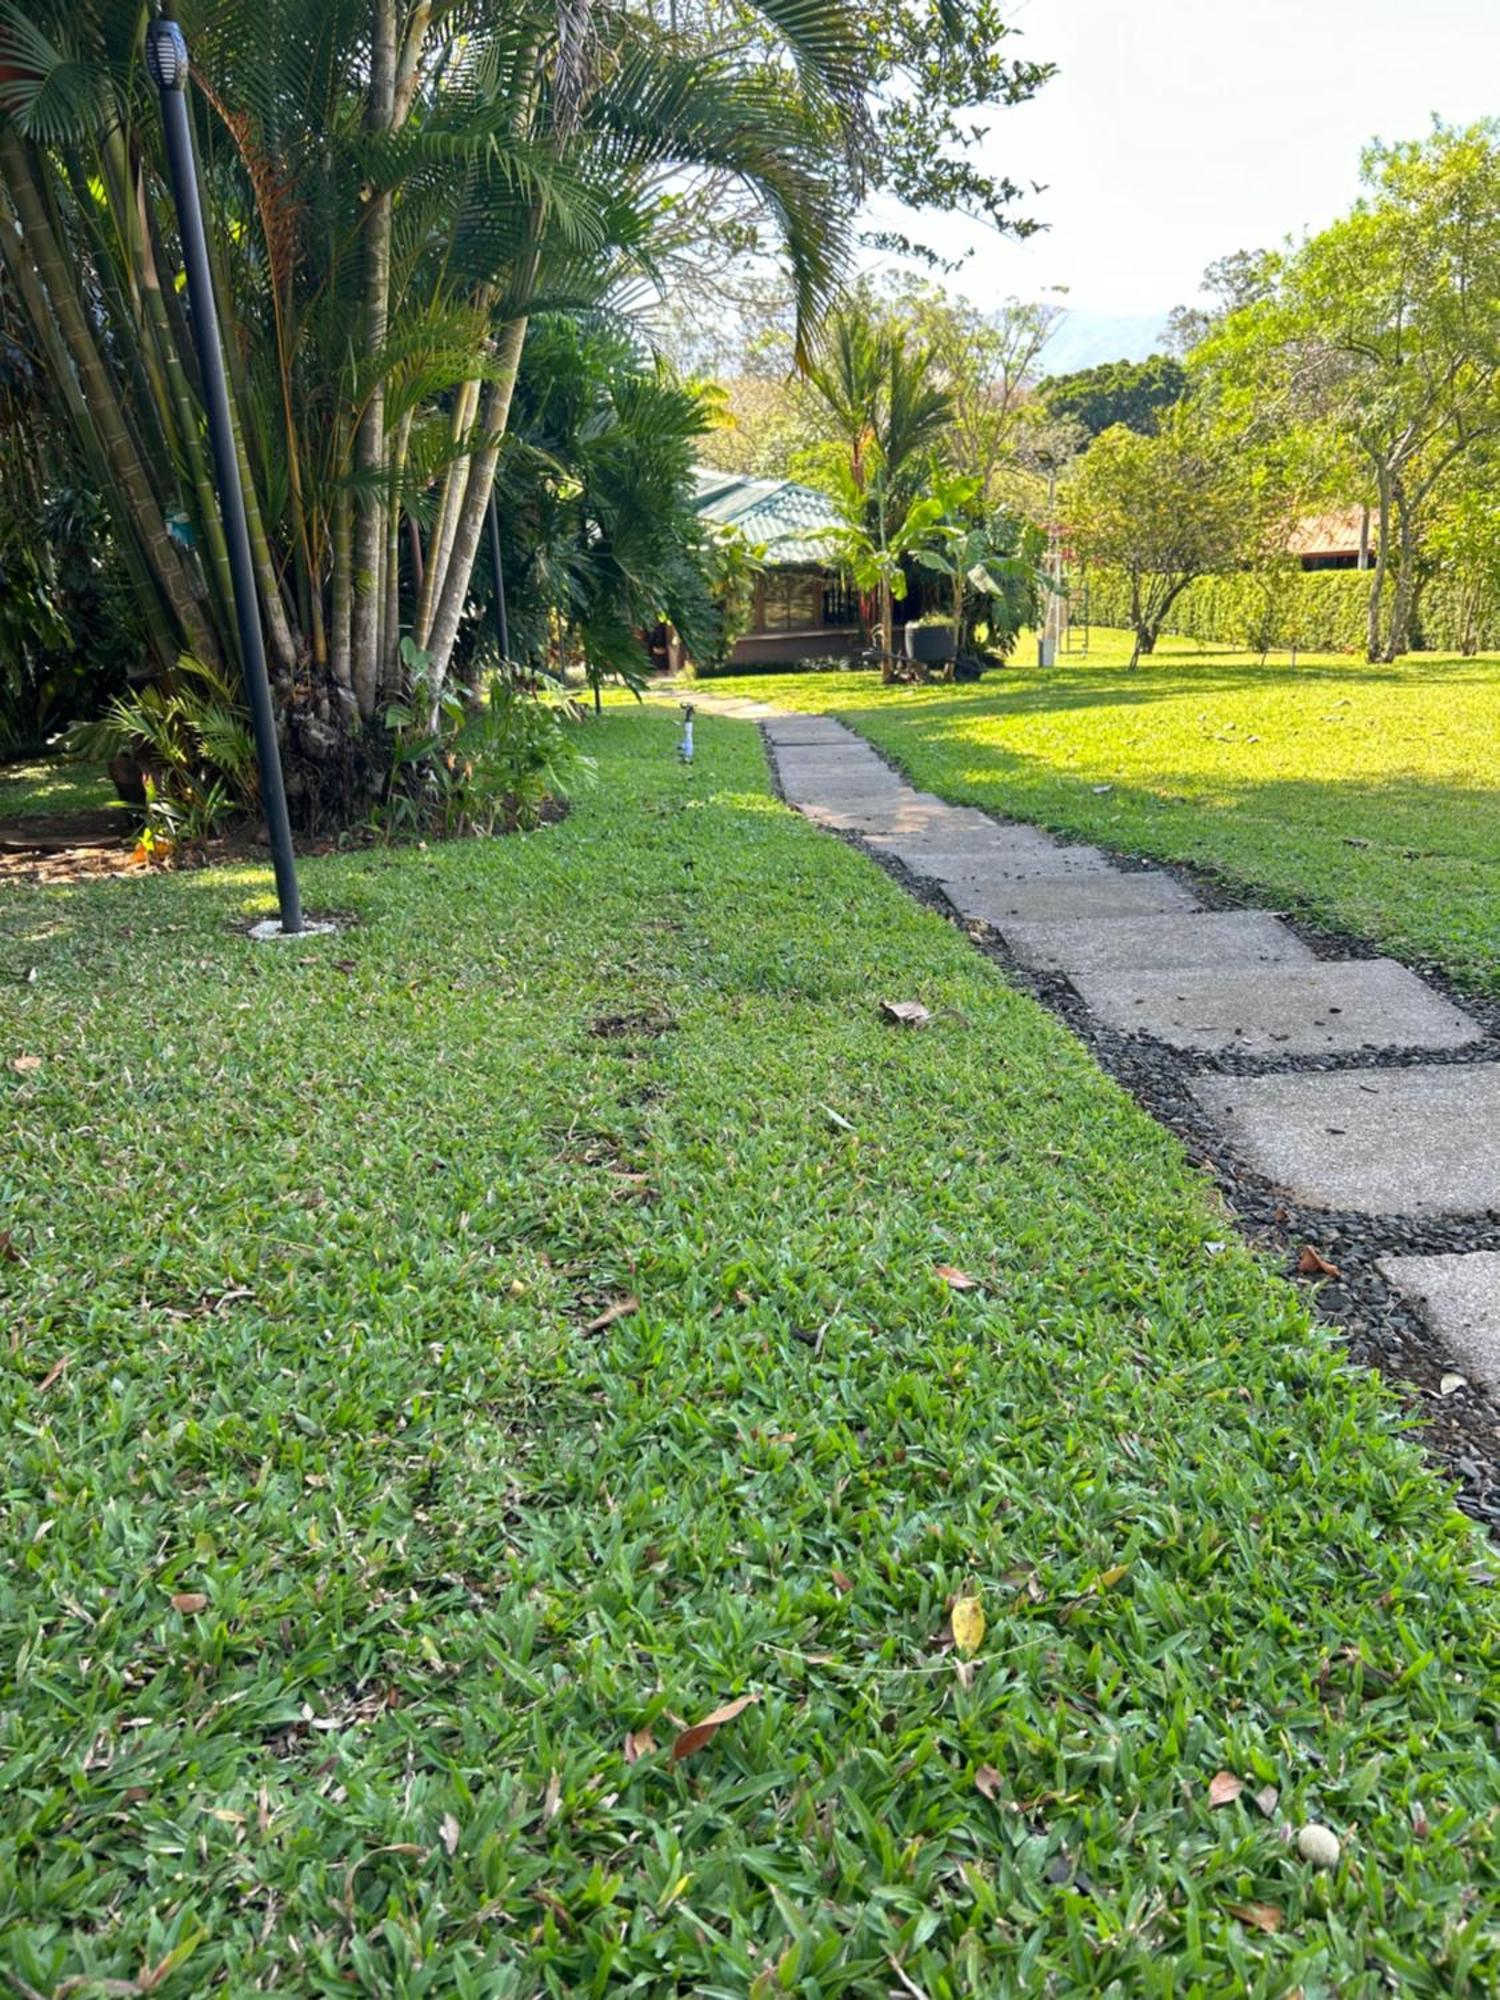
left=905, top=613, right=957, bottom=666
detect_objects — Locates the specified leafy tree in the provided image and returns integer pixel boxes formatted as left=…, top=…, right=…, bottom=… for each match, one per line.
left=1427, top=474, right=1500, bottom=655
left=1064, top=412, right=1247, bottom=667
left=1039, top=355, right=1188, bottom=441
left=1200, top=123, right=1500, bottom=661
left=1165, top=248, right=1278, bottom=357
left=493, top=320, right=721, bottom=705
left=883, top=280, right=1064, bottom=499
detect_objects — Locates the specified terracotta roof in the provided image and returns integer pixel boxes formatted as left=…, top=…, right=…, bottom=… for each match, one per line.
left=1287, top=507, right=1369, bottom=557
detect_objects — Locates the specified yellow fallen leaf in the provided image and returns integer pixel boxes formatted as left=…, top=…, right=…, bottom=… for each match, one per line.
left=951, top=1595, right=986, bottom=1658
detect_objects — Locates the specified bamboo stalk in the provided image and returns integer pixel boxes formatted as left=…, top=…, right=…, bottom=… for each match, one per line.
left=0, top=177, right=181, bottom=676
left=0, top=126, right=219, bottom=665
left=424, top=315, right=528, bottom=693
left=351, top=0, right=399, bottom=719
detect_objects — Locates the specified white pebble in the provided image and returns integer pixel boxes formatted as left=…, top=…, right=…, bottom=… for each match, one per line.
left=1297, top=1823, right=1341, bottom=1870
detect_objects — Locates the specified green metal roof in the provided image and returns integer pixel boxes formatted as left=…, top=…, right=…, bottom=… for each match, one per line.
left=690, top=468, right=841, bottom=566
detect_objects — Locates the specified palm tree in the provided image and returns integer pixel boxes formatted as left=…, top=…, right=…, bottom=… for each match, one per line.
left=0, top=0, right=864, bottom=813
left=802, top=301, right=953, bottom=667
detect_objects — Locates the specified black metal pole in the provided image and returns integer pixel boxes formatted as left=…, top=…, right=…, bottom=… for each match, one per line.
left=485, top=490, right=510, bottom=664
left=145, top=20, right=303, bottom=934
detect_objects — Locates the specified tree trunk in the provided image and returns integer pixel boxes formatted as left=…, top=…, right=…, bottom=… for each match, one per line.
left=415, top=375, right=482, bottom=648
left=423, top=317, right=529, bottom=705
left=1128, top=572, right=1145, bottom=670
left=1367, top=464, right=1392, bottom=661
left=0, top=176, right=180, bottom=675
left=350, top=0, right=398, bottom=719
left=331, top=486, right=353, bottom=693
left=0, top=127, right=219, bottom=667
left=1382, top=479, right=1418, bottom=663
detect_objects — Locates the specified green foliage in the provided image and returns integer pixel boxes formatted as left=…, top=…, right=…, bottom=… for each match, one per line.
left=380, top=649, right=593, bottom=837
left=4, top=710, right=1500, bottom=1991
left=1083, top=564, right=1500, bottom=657
left=1065, top=413, right=1249, bottom=663
left=488, top=320, right=721, bottom=699
left=1197, top=121, right=1500, bottom=661
left=1039, top=353, right=1188, bottom=439
left=67, top=655, right=258, bottom=842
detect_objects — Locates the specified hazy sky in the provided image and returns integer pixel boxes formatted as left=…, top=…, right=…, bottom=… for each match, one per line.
left=873, top=0, right=1500, bottom=322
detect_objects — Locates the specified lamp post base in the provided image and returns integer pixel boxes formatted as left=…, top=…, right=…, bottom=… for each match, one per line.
left=246, top=917, right=343, bottom=943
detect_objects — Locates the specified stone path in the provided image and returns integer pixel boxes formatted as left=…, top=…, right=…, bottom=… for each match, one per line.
left=682, top=693, right=1500, bottom=1405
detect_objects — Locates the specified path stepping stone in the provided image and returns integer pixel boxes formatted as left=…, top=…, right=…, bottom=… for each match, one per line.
left=1376, top=1253, right=1500, bottom=1390
left=779, top=770, right=905, bottom=802
left=1190, top=1065, right=1500, bottom=1216
left=946, top=873, right=1203, bottom=925
left=1000, top=910, right=1315, bottom=976
left=1071, top=960, right=1482, bottom=1056
left=802, top=795, right=981, bottom=835
left=864, top=826, right=1071, bottom=870
left=929, top=844, right=1120, bottom=886
left=763, top=717, right=856, bottom=745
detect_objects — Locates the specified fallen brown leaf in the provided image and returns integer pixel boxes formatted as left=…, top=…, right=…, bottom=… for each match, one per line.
left=624, top=1726, right=657, bottom=1764
left=881, top=1000, right=932, bottom=1028
left=584, top=1294, right=639, bottom=1334
left=974, top=1764, right=1003, bottom=1800
left=1297, top=1245, right=1341, bottom=1278
left=1227, top=1901, right=1282, bottom=1935
left=36, top=1355, right=68, bottom=1394
left=669, top=1692, right=758, bottom=1762
left=170, top=1592, right=207, bottom=1614
left=9, top=1054, right=41, bottom=1074
left=831, top=1567, right=854, bottom=1595
left=1208, top=1770, right=1244, bottom=1808
left=1254, top=1783, right=1280, bottom=1817
left=0, top=1229, right=19, bottom=1263
left=935, top=1264, right=978, bottom=1291
left=542, top=1769, right=562, bottom=1819
left=440, top=1812, right=460, bottom=1855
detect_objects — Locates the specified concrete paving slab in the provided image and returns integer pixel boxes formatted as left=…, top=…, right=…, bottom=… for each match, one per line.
left=778, top=768, right=904, bottom=800
left=801, top=796, right=986, bottom=836
left=1000, top=910, right=1316, bottom=976
left=761, top=715, right=852, bottom=739
left=775, top=758, right=900, bottom=791
left=945, top=874, right=1203, bottom=924
left=776, top=748, right=892, bottom=768
left=863, top=826, right=1061, bottom=868
left=927, top=845, right=1120, bottom=886
left=1070, top=959, right=1482, bottom=1056
left=1190, top=1064, right=1500, bottom=1216
left=1376, top=1252, right=1500, bottom=1389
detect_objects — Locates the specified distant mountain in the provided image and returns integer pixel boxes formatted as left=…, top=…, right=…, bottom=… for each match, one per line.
left=1037, top=308, right=1172, bottom=377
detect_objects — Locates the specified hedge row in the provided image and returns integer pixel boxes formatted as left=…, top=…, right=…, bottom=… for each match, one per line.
left=1081, top=567, right=1497, bottom=655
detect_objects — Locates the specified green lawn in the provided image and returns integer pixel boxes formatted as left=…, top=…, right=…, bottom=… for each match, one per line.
left=717, top=629, right=1500, bottom=997
left=3, top=708, right=1498, bottom=1996
left=0, top=756, right=118, bottom=823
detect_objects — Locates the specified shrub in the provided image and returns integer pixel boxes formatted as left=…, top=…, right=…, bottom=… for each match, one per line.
left=1078, top=566, right=1500, bottom=655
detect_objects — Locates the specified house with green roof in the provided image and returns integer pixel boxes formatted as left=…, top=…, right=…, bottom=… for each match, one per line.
left=690, top=469, right=862, bottom=665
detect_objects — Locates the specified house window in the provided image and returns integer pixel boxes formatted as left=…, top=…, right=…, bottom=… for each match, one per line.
left=759, top=570, right=826, bottom=632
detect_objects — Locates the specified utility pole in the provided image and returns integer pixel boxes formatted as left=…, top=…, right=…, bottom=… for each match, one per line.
left=145, top=18, right=303, bottom=935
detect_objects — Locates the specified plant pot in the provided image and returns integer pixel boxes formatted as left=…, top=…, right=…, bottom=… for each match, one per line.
left=905, top=621, right=956, bottom=665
